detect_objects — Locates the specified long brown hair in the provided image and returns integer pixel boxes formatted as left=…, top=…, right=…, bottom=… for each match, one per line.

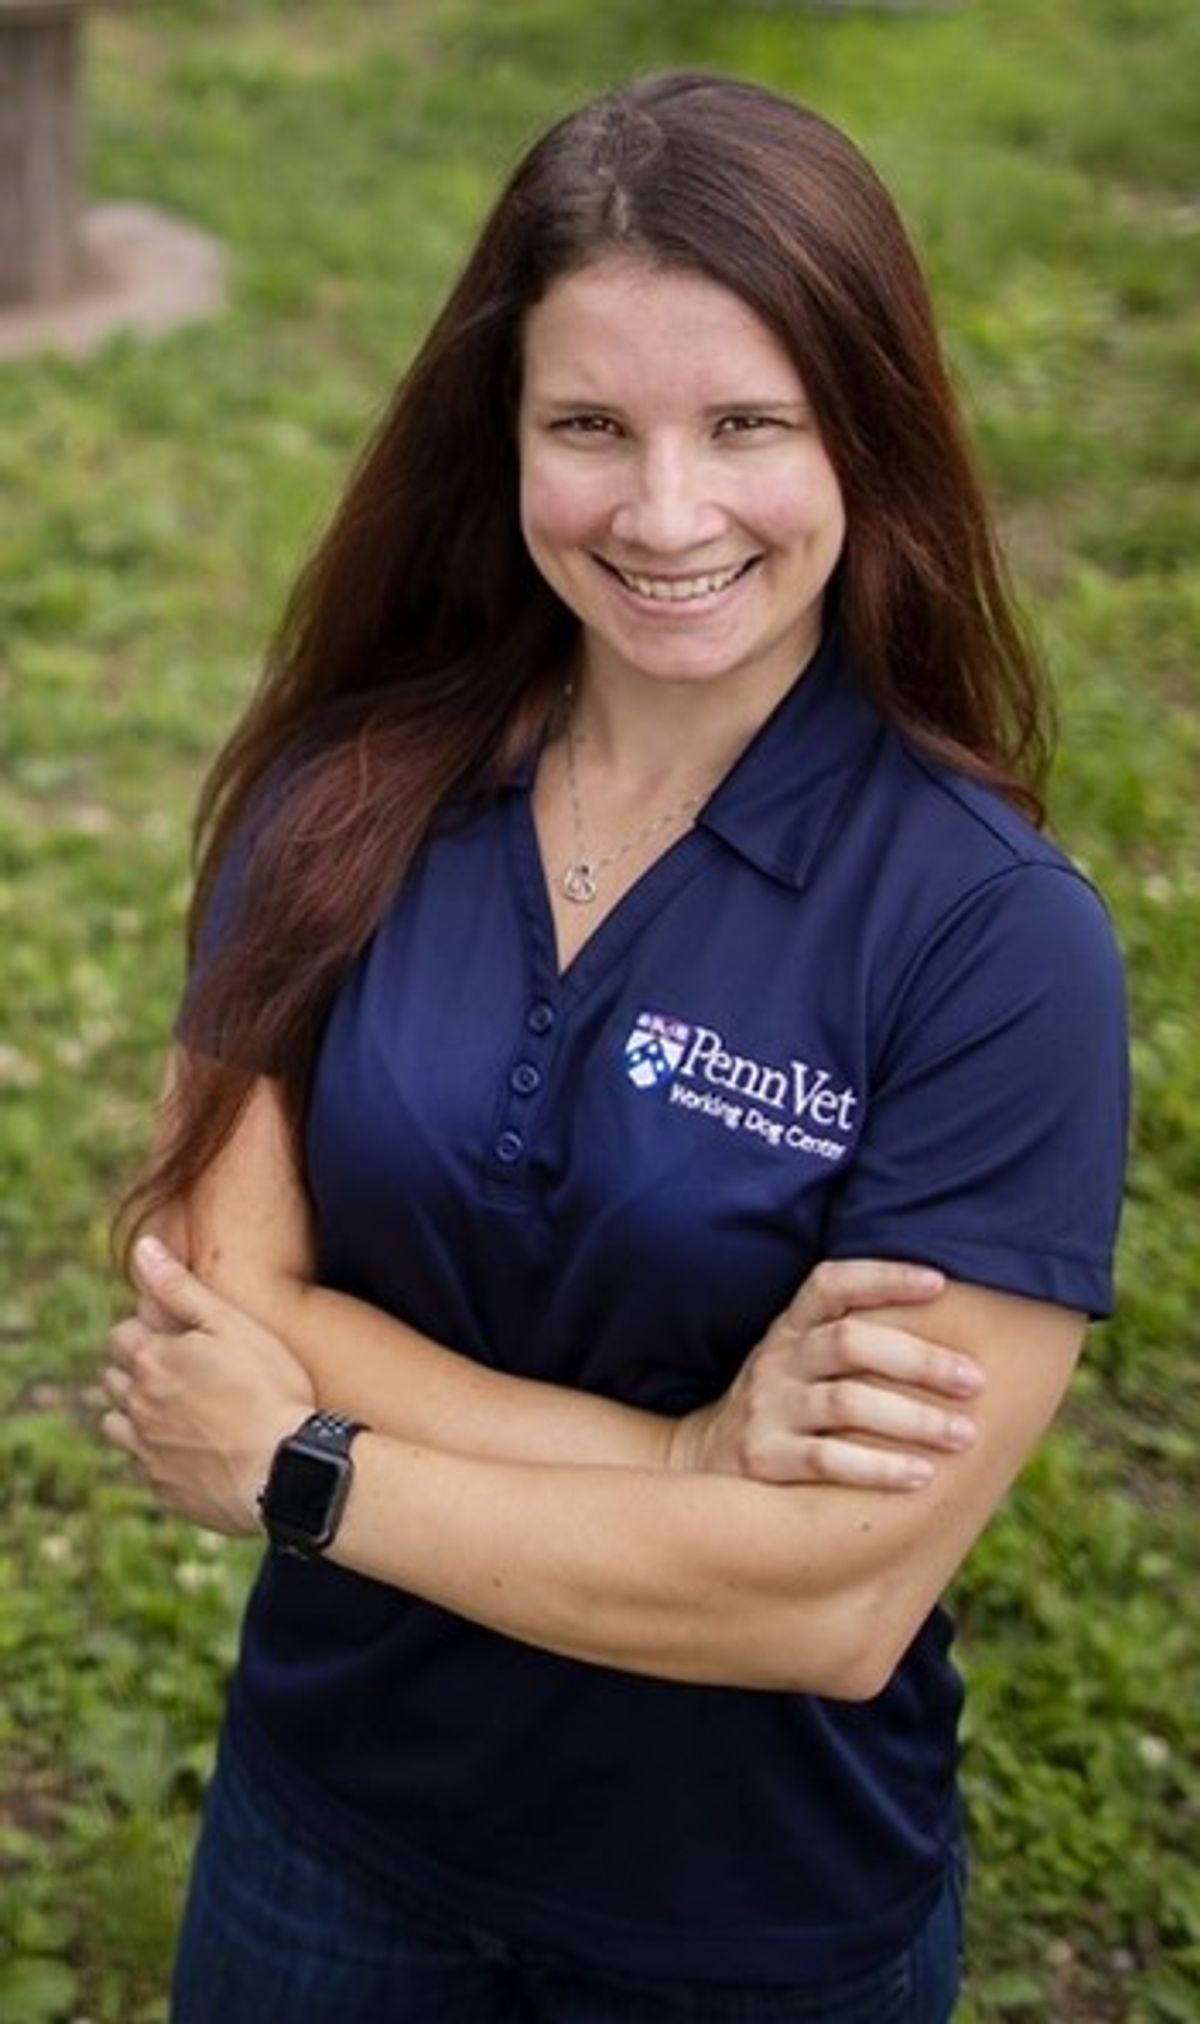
left=117, top=70, right=1051, bottom=1253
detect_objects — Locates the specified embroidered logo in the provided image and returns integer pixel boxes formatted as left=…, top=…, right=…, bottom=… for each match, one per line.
left=623, top=1012, right=691, bottom=1090
left=622, top=1011, right=860, bottom=1163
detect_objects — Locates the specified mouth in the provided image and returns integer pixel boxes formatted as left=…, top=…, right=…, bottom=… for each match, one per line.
left=595, top=556, right=761, bottom=605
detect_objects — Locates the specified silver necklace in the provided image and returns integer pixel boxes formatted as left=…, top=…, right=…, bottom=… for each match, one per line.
left=559, top=690, right=708, bottom=906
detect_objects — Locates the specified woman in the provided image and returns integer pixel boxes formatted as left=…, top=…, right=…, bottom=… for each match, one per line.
left=103, top=72, right=1128, bottom=2022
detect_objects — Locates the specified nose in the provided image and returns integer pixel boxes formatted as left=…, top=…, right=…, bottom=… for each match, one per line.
left=609, top=441, right=727, bottom=556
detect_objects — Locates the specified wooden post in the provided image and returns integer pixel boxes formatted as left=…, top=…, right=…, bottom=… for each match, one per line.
left=0, top=0, right=86, bottom=306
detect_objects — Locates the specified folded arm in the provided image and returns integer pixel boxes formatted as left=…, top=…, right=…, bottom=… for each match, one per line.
left=331, top=1276, right=1080, bottom=1695
left=107, top=1236, right=1082, bottom=1696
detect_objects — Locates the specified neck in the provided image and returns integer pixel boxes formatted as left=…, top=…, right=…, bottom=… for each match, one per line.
left=566, top=644, right=818, bottom=799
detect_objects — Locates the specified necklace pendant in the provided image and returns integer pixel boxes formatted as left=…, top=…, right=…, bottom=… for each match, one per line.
left=562, top=862, right=599, bottom=905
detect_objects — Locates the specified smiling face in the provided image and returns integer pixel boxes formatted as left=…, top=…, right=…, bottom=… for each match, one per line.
left=517, top=255, right=846, bottom=713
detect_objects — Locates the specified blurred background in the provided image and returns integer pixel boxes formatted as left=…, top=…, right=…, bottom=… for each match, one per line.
left=0, top=2, right=1197, bottom=2017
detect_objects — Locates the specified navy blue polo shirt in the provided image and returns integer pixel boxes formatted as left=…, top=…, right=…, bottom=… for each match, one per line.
left=198, top=635, right=1127, bottom=1982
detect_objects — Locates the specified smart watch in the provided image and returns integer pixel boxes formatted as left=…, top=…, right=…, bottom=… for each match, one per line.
left=257, top=1410, right=369, bottom=1558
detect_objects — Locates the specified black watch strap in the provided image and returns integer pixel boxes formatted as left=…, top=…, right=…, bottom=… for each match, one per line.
left=295, top=1410, right=369, bottom=1455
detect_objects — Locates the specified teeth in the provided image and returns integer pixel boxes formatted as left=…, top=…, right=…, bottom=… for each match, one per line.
left=614, top=561, right=748, bottom=603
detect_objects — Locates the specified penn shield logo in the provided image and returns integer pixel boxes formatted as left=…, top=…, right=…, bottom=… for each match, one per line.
left=624, top=1012, right=691, bottom=1090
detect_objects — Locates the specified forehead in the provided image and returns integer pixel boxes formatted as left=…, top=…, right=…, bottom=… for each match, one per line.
left=520, top=255, right=804, bottom=405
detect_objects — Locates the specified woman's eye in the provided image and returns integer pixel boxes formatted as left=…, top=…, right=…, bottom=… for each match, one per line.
left=552, top=415, right=621, bottom=438
left=715, top=414, right=783, bottom=437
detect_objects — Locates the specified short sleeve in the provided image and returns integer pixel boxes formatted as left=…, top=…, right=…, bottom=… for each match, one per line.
left=824, top=865, right=1129, bottom=1317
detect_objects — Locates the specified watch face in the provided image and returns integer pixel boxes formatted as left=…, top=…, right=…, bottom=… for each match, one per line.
left=269, top=1448, right=341, bottom=1534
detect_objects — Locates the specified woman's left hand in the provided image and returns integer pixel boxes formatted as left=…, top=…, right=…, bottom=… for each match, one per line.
left=101, top=1236, right=314, bottom=1534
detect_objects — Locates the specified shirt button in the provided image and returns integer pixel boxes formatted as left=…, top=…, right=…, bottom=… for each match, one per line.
left=510, top=1062, right=541, bottom=1096
left=527, top=1000, right=555, bottom=1035
left=494, top=1130, right=525, bottom=1165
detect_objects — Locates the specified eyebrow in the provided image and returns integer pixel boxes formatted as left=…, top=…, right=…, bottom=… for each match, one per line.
left=530, top=396, right=810, bottom=416
left=705, top=400, right=809, bottom=417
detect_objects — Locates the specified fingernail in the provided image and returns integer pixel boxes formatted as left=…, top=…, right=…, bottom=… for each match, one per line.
left=910, top=1268, right=943, bottom=1290
left=953, top=1361, right=985, bottom=1393
left=135, top=1235, right=169, bottom=1274
left=948, top=1415, right=976, bottom=1448
left=906, top=1459, right=935, bottom=1487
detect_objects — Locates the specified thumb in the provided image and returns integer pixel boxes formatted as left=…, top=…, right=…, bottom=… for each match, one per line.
left=786, top=1258, right=944, bottom=1334
left=132, top=1235, right=220, bottom=1332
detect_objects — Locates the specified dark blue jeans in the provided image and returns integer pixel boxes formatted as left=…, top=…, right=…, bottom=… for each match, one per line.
left=172, top=1742, right=966, bottom=2022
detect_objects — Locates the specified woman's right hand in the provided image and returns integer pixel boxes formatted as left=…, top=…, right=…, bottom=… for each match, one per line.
left=668, top=1260, right=985, bottom=1490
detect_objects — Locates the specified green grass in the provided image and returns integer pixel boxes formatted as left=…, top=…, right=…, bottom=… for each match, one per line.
left=1, top=0, right=1197, bottom=2017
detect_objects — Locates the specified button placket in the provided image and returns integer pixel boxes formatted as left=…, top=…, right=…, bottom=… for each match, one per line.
left=484, top=999, right=559, bottom=1189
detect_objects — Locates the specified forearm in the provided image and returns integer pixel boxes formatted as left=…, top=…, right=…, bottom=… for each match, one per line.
left=280, top=1281, right=676, bottom=1471
left=112, top=1241, right=1074, bottom=1700
left=327, top=1434, right=880, bottom=1695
